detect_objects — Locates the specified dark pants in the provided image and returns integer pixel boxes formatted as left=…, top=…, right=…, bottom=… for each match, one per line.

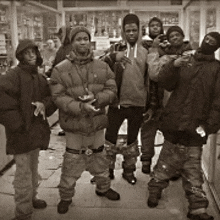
left=148, top=140, right=209, bottom=212
left=105, top=106, right=144, bottom=172
left=140, top=119, right=158, bottom=162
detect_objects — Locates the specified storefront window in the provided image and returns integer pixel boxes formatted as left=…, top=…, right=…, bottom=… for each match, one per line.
left=134, top=11, right=179, bottom=35
left=189, top=10, right=200, bottom=50
left=206, top=9, right=216, bottom=33
left=65, top=10, right=128, bottom=39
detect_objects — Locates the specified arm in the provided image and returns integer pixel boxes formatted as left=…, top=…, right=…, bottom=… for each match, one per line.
left=0, top=70, right=24, bottom=131
left=158, top=60, right=180, bottom=92
left=93, top=64, right=117, bottom=109
left=49, top=67, right=82, bottom=116
left=204, top=70, right=220, bottom=134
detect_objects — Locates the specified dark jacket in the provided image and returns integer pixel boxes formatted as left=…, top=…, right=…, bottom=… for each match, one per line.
left=158, top=50, right=220, bottom=146
left=0, top=40, right=56, bottom=154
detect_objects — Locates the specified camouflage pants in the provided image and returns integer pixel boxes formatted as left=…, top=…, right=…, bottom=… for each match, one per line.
left=148, top=140, right=209, bottom=212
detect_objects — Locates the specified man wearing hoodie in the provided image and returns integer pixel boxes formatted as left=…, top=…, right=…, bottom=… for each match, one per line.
left=103, top=13, right=148, bottom=185
left=0, top=39, right=56, bottom=220
left=147, top=32, right=220, bottom=220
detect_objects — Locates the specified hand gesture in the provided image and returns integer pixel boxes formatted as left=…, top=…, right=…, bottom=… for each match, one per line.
left=82, top=99, right=100, bottom=113
left=143, top=109, right=153, bottom=123
left=116, top=51, right=132, bottom=64
left=32, top=101, right=46, bottom=120
left=152, top=34, right=164, bottom=48
left=173, top=55, right=190, bottom=67
left=78, top=89, right=94, bottom=102
left=196, top=126, right=206, bottom=137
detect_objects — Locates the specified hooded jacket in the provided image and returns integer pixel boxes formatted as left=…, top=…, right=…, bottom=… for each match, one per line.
left=103, top=14, right=149, bottom=108
left=158, top=49, right=220, bottom=146
left=0, top=39, right=56, bottom=154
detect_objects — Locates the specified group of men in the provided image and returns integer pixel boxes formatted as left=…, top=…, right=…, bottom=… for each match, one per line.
left=0, top=12, right=220, bottom=220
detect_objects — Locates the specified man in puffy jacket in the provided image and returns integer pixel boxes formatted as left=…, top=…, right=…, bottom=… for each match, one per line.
left=147, top=32, right=220, bottom=220
left=0, top=39, right=56, bottom=220
left=50, top=26, right=120, bottom=215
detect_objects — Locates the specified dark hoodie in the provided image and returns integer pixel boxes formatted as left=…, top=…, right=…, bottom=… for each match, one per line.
left=16, top=39, right=43, bottom=66
left=0, top=39, right=56, bottom=154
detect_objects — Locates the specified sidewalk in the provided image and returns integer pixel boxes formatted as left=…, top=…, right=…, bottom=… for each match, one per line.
left=0, top=123, right=219, bottom=220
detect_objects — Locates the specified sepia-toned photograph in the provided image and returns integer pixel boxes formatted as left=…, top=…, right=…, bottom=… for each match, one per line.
left=0, top=0, right=220, bottom=219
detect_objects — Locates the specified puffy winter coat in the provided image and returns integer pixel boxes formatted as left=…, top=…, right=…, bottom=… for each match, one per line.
left=50, top=57, right=117, bottom=136
left=158, top=51, right=220, bottom=146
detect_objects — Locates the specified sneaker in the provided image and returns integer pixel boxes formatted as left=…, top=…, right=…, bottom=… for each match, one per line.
left=57, top=200, right=72, bottom=214
left=32, top=199, right=47, bottom=209
left=142, top=164, right=151, bottom=174
left=122, top=172, right=137, bottom=185
left=109, top=168, right=115, bottom=180
left=147, top=191, right=162, bottom=208
left=187, top=212, right=214, bottom=220
left=96, top=188, right=120, bottom=200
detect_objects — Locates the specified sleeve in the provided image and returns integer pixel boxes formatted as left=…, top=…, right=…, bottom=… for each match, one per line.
left=158, top=60, right=180, bottom=92
left=93, top=63, right=117, bottom=108
left=49, top=67, right=82, bottom=116
left=205, top=70, right=220, bottom=134
left=148, top=48, right=173, bottom=82
left=0, top=70, right=24, bottom=131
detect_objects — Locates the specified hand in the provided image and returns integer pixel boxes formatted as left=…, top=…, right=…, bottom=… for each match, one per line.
left=152, top=34, right=164, bottom=48
left=143, top=109, right=153, bottom=123
left=196, top=126, right=206, bottom=137
left=32, top=101, right=46, bottom=120
left=173, top=55, right=190, bottom=67
left=116, top=51, right=132, bottom=64
left=82, top=99, right=100, bottom=113
left=78, top=89, right=94, bottom=102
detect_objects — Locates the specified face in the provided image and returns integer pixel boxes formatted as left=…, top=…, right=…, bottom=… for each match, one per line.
left=168, top=31, right=184, bottom=47
left=47, top=40, right=55, bottom=49
left=149, top=21, right=161, bottom=37
left=124, top=23, right=139, bottom=45
left=23, top=47, right=37, bottom=65
left=204, top=35, right=217, bottom=46
left=72, top=32, right=90, bottom=55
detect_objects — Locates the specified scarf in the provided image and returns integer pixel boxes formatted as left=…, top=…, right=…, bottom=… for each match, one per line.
left=67, top=49, right=93, bottom=65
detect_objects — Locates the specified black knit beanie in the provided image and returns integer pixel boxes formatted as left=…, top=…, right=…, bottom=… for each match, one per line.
left=166, top=26, right=184, bottom=41
left=123, top=13, right=140, bottom=30
left=69, top=26, right=91, bottom=42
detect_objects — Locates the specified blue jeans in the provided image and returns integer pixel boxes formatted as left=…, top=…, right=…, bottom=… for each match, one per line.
left=148, top=140, right=209, bottom=212
left=13, top=148, right=40, bottom=220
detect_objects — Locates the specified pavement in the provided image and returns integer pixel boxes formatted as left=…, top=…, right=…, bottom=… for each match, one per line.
left=0, top=123, right=220, bottom=220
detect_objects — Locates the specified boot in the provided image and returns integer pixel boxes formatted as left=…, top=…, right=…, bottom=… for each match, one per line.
left=147, top=190, right=162, bottom=208
left=122, top=172, right=137, bottom=185
left=187, top=212, right=214, bottom=220
left=170, top=172, right=181, bottom=181
left=142, top=160, right=151, bottom=174
left=57, top=200, right=72, bottom=214
left=96, top=188, right=120, bottom=200
left=109, top=168, right=114, bottom=180
left=32, top=198, right=47, bottom=209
